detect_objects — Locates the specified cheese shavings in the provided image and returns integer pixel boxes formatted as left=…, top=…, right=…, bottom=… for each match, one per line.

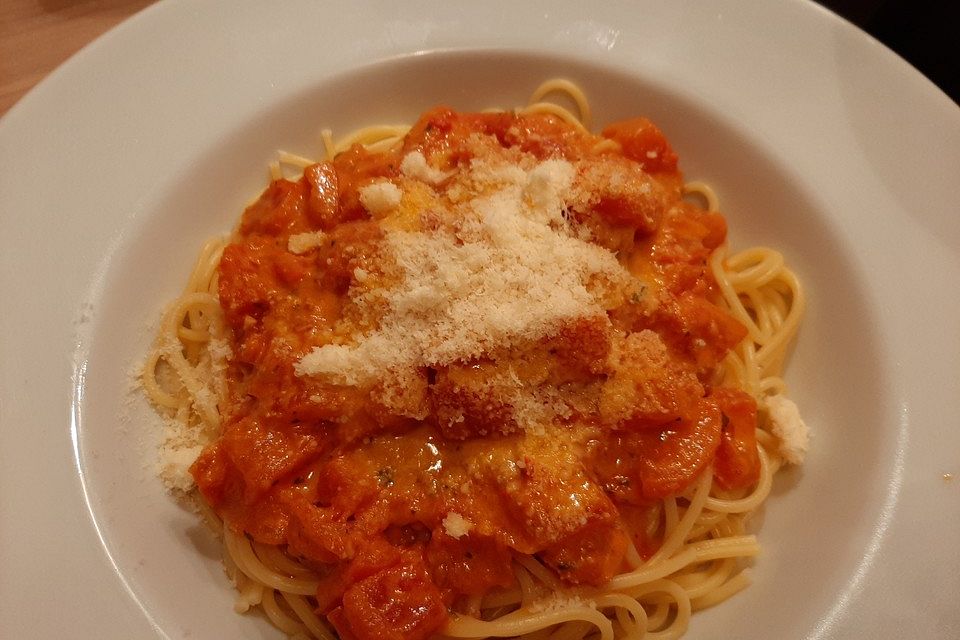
left=156, top=336, right=231, bottom=491
left=766, top=394, right=810, bottom=464
left=359, top=180, right=403, bottom=215
left=527, top=592, right=597, bottom=614
left=295, top=153, right=632, bottom=388
left=287, top=231, right=327, bottom=255
left=442, top=512, right=474, bottom=539
left=400, top=150, right=453, bottom=184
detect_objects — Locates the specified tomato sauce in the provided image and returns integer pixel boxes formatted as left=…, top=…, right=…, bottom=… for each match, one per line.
left=192, top=107, right=759, bottom=639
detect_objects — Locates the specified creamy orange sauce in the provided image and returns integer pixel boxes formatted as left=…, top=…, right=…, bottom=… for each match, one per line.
left=192, top=107, right=759, bottom=640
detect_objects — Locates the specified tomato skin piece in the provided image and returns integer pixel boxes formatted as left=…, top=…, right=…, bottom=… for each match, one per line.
left=217, top=238, right=276, bottom=333
left=192, top=440, right=230, bottom=506
left=282, top=491, right=355, bottom=567
left=303, top=162, right=341, bottom=228
left=601, top=117, right=679, bottom=174
left=425, top=530, right=514, bottom=597
left=402, top=107, right=596, bottom=168
left=339, top=556, right=449, bottom=640
left=648, top=203, right=728, bottom=297
left=618, top=503, right=663, bottom=559
left=673, top=294, right=749, bottom=371
left=712, top=388, right=761, bottom=490
left=539, top=520, right=628, bottom=585
left=238, top=178, right=312, bottom=236
left=315, top=538, right=402, bottom=613
left=313, top=219, right=383, bottom=294
left=327, top=607, right=360, bottom=640
left=331, top=145, right=399, bottom=223
left=594, top=400, right=723, bottom=502
left=401, top=106, right=458, bottom=164
left=638, top=400, right=722, bottom=499
left=216, top=415, right=324, bottom=502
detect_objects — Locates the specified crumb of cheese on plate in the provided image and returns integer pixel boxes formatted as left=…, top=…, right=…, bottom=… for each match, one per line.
left=766, top=394, right=810, bottom=464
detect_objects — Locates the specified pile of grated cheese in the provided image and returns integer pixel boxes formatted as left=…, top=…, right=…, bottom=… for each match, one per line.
left=295, top=145, right=635, bottom=388
left=155, top=334, right=231, bottom=492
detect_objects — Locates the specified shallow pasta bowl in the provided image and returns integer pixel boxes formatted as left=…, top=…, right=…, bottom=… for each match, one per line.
left=1, top=1, right=958, bottom=638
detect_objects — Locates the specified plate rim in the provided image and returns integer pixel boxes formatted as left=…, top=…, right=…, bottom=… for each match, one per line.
left=1, top=1, right=958, bottom=638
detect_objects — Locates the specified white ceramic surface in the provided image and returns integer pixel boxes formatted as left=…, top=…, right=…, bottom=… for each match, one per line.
left=1, top=1, right=958, bottom=638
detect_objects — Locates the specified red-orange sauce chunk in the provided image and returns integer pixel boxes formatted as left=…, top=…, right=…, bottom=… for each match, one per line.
left=192, top=107, right=759, bottom=640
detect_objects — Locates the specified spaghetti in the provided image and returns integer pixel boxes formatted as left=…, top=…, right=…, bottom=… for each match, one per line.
left=144, top=80, right=807, bottom=640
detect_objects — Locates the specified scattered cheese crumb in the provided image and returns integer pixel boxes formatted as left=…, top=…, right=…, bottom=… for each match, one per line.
left=288, top=231, right=327, bottom=254
left=766, top=394, right=809, bottom=464
left=528, top=593, right=596, bottom=614
left=442, top=512, right=474, bottom=539
left=151, top=325, right=230, bottom=492
left=359, top=180, right=402, bottom=215
left=400, top=151, right=452, bottom=184
left=159, top=440, right=205, bottom=492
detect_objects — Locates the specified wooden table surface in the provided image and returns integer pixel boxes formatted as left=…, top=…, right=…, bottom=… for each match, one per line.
left=0, top=0, right=156, bottom=116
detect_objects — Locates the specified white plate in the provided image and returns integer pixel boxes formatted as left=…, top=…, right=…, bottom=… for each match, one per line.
left=2, top=1, right=958, bottom=638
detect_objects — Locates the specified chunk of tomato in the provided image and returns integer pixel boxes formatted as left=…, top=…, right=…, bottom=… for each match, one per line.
left=539, top=519, right=628, bottom=585
left=339, top=557, right=449, bottom=640
left=238, top=178, right=311, bottom=236
left=637, top=399, right=722, bottom=499
left=314, top=538, right=402, bottom=612
left=601, top=117, right=679, bottom=174
left=711, top=388, right=761, bottom=490
left=425, top=530, right=514, bottom=597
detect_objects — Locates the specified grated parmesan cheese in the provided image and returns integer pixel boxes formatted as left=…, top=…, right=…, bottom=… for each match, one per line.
left=159, top=440, right=205, bottom=492
left=287, top=231, right=327, bottom=255
left=523, top=158, right=575, bottom=219
left=153, top=328, right=230, bottom=492
left=442, top=512, right=474, bottom=539
left=359, top=180, right=403, bottom=215
left=766, top=394, right=809, bottom=464
left=400, top=150, right=452, bottom=184
left=527, top=592, right=596, bottom=614
left=295, top=152, right=633, bottom=392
